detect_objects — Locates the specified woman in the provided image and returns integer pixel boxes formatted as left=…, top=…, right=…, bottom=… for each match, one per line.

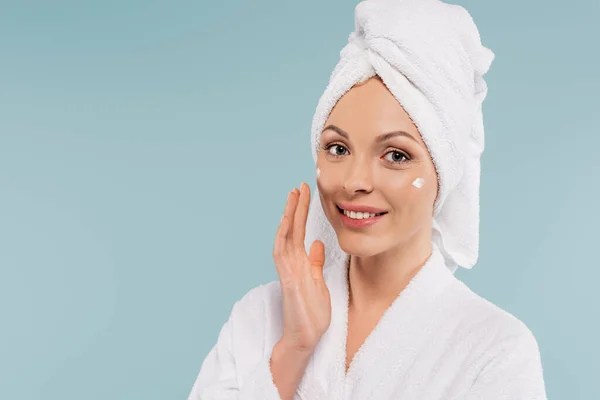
left=188, top=0, right=547, bottom=399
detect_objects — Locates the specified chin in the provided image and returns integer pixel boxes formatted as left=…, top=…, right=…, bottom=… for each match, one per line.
left=336, top=233, right=389, bottom=258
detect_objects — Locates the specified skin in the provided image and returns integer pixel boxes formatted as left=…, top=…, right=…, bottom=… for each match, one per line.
left=316, top=76, right=439, bottom=371
left=317, top=75, right=439, bottom=309
left=270, top=76, right=439, bottom=398
left=271, top=184, right=329, bottom=400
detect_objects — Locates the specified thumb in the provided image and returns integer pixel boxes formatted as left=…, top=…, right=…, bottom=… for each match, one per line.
left=308, top=240, right=326, bottom=280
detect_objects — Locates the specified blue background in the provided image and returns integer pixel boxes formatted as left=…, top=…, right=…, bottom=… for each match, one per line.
left=1, top=0, right=598, bottom=398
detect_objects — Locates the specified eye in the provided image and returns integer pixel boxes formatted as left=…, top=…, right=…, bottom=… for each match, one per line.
left=325, top=144, right=349, bottom=157
left=383, top=150, right=410, bottom=164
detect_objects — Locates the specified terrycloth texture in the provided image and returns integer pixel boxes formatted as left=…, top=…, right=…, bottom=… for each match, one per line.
left=304, top=0, right=495, bottom=273
left=187, top=243, right=547, bottom=399
left=187, top=2, right=545, bottom=398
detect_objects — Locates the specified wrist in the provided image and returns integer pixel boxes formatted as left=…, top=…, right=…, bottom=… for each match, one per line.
left=277, top=336, right=318, bottom=358
left=269, top=340, right=314, bottom=400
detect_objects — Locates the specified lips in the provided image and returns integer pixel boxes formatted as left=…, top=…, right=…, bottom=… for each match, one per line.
left=336, top=205, right=387, bottom=216
left=336, top=202, right=388, bottom=214
left=337, top=205, right=388, bottom=228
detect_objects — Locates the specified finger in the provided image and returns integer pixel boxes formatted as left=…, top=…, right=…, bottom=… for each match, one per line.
left=308, top=240, right=326, bottom=281
left=273, top=215, right=291, bottom=278
left=286, top=188, right=300, bottom=240
left=292, top=182, right=311, bottom=249
left=275, top=188, right=298, bottom=241
left=274, top=192, right=293, bottom=254
left=283, top=189, right=298, bottom=221
left=273, top=191, right=295, bottom=276
left=278, top=189, right=296, bottom=244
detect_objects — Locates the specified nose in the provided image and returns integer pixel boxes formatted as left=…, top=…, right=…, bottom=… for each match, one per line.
left=342, top=156, right=373, bottom=195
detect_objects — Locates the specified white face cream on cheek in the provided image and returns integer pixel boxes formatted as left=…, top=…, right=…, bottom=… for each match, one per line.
left=316, top=167, right=321, bottom=178
left=412, top=177, right=425, bottom=189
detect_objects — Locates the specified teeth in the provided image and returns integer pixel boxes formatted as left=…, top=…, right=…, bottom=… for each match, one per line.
left=343, top=209, right=380, bottom=219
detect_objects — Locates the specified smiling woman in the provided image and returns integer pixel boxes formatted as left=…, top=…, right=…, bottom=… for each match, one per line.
left=315, top=76, right=439, bottom=263
left=187, top=0, right=547, bottom=399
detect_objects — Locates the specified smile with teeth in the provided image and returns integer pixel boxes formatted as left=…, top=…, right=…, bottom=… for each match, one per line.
left=337, top=206, right=387, bottom=219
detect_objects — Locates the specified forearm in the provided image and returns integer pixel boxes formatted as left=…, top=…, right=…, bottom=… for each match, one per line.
left=269, top=340, right=313, bottom=400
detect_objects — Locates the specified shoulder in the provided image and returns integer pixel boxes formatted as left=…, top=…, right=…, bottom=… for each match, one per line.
left=443, top=282, right=547, bottom=396
left=442, top=279, right=542, bottom=361
left=212, top=280, right=284, bottom=373
left=227, top=280, right=284, bottom=346
left=230, top=280, right=282, bottom=321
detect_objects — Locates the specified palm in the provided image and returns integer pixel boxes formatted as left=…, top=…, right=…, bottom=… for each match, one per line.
left=273, top=183, right=331, bottom=352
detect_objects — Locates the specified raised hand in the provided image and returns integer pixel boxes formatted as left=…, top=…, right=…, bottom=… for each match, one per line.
left=272, top=182, right=331, bottom=353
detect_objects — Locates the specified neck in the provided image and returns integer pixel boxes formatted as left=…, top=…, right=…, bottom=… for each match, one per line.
left=347, top=233, right=433, bottom=313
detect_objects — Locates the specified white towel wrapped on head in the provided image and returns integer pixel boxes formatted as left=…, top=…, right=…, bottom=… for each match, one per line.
left=188, top=3, right=548, bottom=399
left=305, top=0, right=495, bottom=273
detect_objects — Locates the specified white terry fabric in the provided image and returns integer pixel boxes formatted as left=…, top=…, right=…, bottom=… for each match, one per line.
left=187, top=1, right=547, bottom=398
left=305, top=0, right=495, bottom=273
left=187, top=243, right=547, bottom=399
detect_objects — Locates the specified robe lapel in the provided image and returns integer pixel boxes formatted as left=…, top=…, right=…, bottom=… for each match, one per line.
left=296, top=252, right=350, bottom=400
left=296, top=244, right=455, bottom=400
left=345, top=245, right=455, bottom=399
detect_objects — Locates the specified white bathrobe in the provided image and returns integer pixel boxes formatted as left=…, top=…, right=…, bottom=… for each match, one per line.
left=188, top=243, right=547, bottom=399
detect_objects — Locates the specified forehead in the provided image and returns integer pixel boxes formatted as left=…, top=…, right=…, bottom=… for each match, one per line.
left=323, top=77, right=425, bottom=147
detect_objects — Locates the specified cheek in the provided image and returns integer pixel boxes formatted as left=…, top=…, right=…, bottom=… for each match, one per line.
left=381, top=173, right=435, bottom=214
left=408, top=179, right=436, bottom=211
left=376, top=169, right=420, bottom=191
left=315, top=161, right=343, bottom=196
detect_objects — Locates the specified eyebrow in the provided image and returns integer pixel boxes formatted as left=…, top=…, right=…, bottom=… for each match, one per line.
left=321, top=124, right=419, bottom=144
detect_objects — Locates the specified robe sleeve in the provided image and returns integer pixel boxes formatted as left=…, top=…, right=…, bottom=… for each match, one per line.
left=187, top=301, right=282, bottom=400
left=463, top=327, right=547, bottom=400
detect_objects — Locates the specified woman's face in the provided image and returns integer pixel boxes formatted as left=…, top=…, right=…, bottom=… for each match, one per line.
left=316, top=76, right=438, bottom=258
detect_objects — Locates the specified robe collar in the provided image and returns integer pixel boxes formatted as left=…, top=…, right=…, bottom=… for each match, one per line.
left=296, top=242, right=456, bottom=399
